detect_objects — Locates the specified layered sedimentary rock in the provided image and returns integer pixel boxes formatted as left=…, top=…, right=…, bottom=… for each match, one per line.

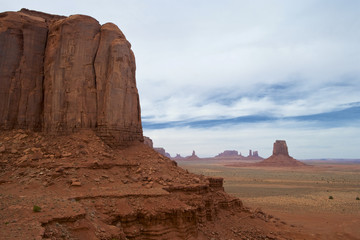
left=154, top=147, right=171, bottom=158
left=0, top=11, right=52, bottom=130
left=257, top=140, right=306, bottom=167
left=0, top=9, right=142, bottom=146
left=143, top=136, right=153, bottom=148
left=43, top=14, right=100, bottom=132
left=272, top=140, right=289, bottom=156
left=94, top=23, right=142, bottom=144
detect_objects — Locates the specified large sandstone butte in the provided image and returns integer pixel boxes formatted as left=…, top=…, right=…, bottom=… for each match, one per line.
left=257, top=140, right=307, bottom=167
left=0, top=8, right=142, bottom=147
left=272, top=140, right=289, bottom=156
left=0, top=10, right=313, bottom=240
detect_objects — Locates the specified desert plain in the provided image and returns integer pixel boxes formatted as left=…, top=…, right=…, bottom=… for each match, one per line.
left=179, top=159, right=360, bottom=240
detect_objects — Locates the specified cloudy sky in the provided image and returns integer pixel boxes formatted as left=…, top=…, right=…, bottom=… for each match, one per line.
left=3, top=1, right=360, bottom=159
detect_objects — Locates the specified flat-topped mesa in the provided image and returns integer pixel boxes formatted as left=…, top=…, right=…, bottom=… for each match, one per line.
left=0, top=9, right=143, bottom=147
left=216, top=150, right=239, bottom=158
left=273, top=140, right=289, bottom=156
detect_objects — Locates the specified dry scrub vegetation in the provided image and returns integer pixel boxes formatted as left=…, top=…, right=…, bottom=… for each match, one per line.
left=179, top=161, right=360, bottom=239
left=179, top=162, right=360, bottom=214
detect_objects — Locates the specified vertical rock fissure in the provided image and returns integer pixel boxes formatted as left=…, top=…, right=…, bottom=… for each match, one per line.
left=1, top=10, right=143, bottom=146
left=92, top=32, right=101, bottom=128
left=40, top=28, right=49, bottom=130
left=11, top=29, right=24, bottom=129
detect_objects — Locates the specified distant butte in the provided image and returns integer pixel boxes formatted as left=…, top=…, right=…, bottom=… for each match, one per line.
left=185, top=150, right=200, bottom=160
left=256, top=140, right=307, bottom=167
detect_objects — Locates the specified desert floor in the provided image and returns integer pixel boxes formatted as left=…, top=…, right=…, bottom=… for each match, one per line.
left=179, top=160, right=360, bottom=240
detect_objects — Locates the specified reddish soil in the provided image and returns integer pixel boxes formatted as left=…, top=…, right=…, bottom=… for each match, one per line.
left=268, top=211, right=360, bottom=240
left=0, top=129, right=315, bottom=239
left=178, top=161, right=360, bottom=240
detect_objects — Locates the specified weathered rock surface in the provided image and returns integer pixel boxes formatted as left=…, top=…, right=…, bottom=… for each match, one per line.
left=0, top=10, right=56, bottom=131
left=143, top=136, right=153, bottom=148
left=0, top=9, right=142, bottom=146
left=257, top=140, right=306, bottom=167
left=154, top=147, right=171, bottom=158
left=272, top=140, right=289, bottom=156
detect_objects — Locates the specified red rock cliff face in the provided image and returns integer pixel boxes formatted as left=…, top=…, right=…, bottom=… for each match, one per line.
left=0, top=11, right=49, bottom=130
left=273, top=140, right=289, bottom=156
left=0, top=9, right=143, bottom=146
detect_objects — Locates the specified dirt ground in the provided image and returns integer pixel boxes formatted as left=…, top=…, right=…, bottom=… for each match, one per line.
left=179, top=160, right=360, bottom=240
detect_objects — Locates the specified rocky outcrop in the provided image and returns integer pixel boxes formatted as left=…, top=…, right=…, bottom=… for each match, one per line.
left=142, top=136, right=171, bottom=158
left=0, top=130, right=243, bottom=240
left=257, top=140, right=306, bottom=167
left=143, top=136, right=153, bottom=148
left=0, top=10, right=59, bottom=131
left=154, top=147, right=171, bottom=158
left=0, top=9, right=142, bottom=146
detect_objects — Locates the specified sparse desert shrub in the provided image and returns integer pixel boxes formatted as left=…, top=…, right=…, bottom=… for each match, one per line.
left=33, top=205, right=41, bottom=212
left=356, top=197, right=360, bottom=200
left=328, top=196, right=334, bottom=200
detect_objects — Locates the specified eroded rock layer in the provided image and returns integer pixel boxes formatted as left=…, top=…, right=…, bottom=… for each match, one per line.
left=0, top=130, right=312, bottom=240
left=0, top=9, right=142, bottom=146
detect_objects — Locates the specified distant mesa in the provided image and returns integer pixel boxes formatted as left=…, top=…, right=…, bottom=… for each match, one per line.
left=256, top=140, right=307, bottom=167
left=142, top=137, right=264, bottom=162
left=215, top=149, right=263, bottom=160
left=216, top=150, right=240, bottom=158
left=173, top=154, right=184, bottom=160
